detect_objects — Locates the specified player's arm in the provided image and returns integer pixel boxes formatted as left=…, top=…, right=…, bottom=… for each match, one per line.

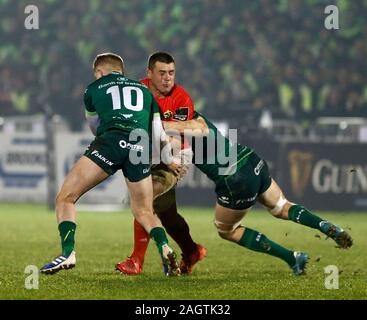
left=84, top=88, right=99, bottom=136
left=163, top=89, right=209, bottom=137
left=163, top=116, right=209, bottom=137
left=151, top=100, right=184, bottom=177
left=151, top=97, right=177, bottom=164
left=152, top=112, right=171, bottom=162
left=86, top=113, right=100, bottom=136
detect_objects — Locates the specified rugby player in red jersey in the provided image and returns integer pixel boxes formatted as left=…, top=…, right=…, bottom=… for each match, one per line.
left=115, top=52, right=208, bottom=275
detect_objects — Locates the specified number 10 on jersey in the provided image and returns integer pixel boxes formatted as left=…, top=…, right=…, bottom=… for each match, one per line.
left=107, top=86, right=144, bottom=111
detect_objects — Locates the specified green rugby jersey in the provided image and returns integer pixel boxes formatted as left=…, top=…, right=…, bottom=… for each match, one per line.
left=192, top=112, right=253, bottom=182
left=84, top=72, right=159, bottom=136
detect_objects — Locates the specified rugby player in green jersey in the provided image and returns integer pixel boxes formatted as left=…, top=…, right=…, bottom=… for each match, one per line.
left=164, top=112, right=353, bottom=275
left=40, top=53, right=181, bottom=276
left=116, top=52, right=208, bottom=276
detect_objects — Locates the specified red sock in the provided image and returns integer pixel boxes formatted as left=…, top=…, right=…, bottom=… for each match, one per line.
left=131, top=219, right=150, bottom=265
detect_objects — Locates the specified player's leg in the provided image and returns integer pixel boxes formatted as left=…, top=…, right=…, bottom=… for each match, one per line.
left=153, top=169, right=205, bottom=267
left=41, top=156, right=110, bottom=274
left=116, top=168, right=205, bottom=275
left=258, top=179, right=353, bottom=249
left=125, top=175, right=180, bottom=276
left=214, top=153, right=308, bottom=275
left=214, top=202, right=308, bottom=275
left=128, top=167, right=179, bottom=267
left=56, top=156, right=109, bottom=223
left=117, top=187, right=179, bottom=273
left=115, top=219, right=149, bottom=274
left=115, top=167, right=176, bottom=274
left=155, top=188, right=206, bottom=275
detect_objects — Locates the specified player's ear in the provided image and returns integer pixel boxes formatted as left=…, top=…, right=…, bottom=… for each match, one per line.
left=94, top=67, right=104, bottom=79
left=147, top=68, right=152, bottom=78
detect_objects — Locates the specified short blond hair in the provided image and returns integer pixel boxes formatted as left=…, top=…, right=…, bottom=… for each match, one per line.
left=93, top=53, right=124, bottom=73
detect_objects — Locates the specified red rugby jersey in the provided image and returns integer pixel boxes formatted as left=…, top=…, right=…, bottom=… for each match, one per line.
left=141, top=78, right=194, bottom=150
left=140, top=78, right=194, bottom=122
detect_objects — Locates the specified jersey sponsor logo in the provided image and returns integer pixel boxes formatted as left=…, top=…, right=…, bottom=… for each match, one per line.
left=91, top=150, right=114, bottom=166
left=173, top=107, right=189, bottom=121
left=163, top=110, right=173, bottom=120
left=255, top=233, right=262, bottom=242
left=122, top=114, right=133, bottom=119
left=254, top=160, right=265, bottom=176
left=218, top=196, right=230, bottom=204
left=119, top=139, right=144, bottom=152
left=143, top=168, right=150, bottom=174
left=235, top=193, right=258, bottom=204
left=98, top=81, right=117, bottom=89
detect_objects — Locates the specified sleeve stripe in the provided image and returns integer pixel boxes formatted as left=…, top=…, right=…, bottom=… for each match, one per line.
left=85, top=110, right=97, bottom=116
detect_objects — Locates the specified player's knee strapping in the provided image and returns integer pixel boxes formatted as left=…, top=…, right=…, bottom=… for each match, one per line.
left=268, top=196, right=289, bottom=217
left=214, top=220, right=242, bottom=236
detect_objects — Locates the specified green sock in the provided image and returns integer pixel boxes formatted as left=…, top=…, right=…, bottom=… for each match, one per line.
left=288, top=205, right=323, bottom=230
left=58, top=221, right=76, bottom=256
left=150, top=227, right=168, bottom=255
left=238, top=227, right=295, bottom=266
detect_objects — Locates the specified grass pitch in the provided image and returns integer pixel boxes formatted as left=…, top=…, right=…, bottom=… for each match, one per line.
left=0, top=203, right=366, bottom=300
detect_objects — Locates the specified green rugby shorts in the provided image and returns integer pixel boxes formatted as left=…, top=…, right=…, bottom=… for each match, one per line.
left=215, top=152, right=272, bottom=210
left=84, top=129, right=151, bottom=182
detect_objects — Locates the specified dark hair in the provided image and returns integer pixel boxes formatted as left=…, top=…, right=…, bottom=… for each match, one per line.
left=148, top=51, right=175, bottom=70
left=93, top=52, right=124, bottom=73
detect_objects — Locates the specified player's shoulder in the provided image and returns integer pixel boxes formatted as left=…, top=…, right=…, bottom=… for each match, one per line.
left=119, top=77, right=152, bottom=95
left=86, top=74, right=150, bottom=93
left=84, top=73, right=115, bottom=92
left=85, top=78, right=98, bottom=92
left=125, top=77, right=149, bottom=88
left=140, top=78, right=149, bottom=87
left=172, top=83, right=192, bottom=99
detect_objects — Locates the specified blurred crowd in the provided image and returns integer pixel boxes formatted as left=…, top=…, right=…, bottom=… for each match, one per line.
left=1, top=0, right=366, bottom=131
